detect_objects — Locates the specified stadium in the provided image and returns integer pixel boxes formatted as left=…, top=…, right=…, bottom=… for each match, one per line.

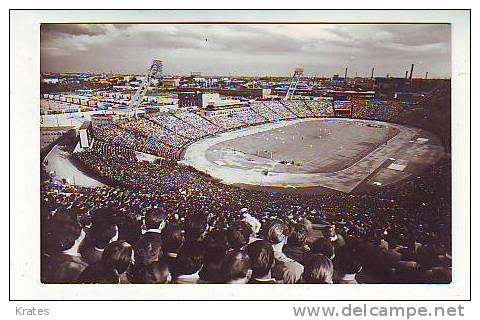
left=182, top=117, right=443, bottom=193
left=41, top=91, right=451, bottom=283
left=41, top=62, right=452, bottom=286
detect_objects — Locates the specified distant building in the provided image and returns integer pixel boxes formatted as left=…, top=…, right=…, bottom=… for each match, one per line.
left=90, top=113, right=116, bottom=128
left=41, top=77, right=60, bottom=84
left=178, top=92, right=245, bottom=110
left=200, top=104, right=250, bottom=117
left=178, top=92, right=201, bottom=108
left=160, top=77, right=180, bottom=89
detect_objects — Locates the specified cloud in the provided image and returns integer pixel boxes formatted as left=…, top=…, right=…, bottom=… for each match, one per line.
left=40, top=23, right=451, bottom=77
left=41, top=24, right=109, bottom=41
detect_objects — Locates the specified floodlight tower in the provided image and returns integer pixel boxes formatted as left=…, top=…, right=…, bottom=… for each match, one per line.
left=284, top=67, right=304, bottom=101
left=128, top=59, right=163, bottom=118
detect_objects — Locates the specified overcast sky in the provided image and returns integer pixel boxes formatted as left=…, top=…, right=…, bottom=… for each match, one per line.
left=41, top=24, right=451, bottom=78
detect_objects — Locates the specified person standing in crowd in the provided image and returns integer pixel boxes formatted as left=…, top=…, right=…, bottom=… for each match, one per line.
left=228, top=220, right=254, bottom=251
left=283, top=223, right=310, bottom=265
left=136, top=260, right=172, bottom=284
left=79, top=221, right=119, bottom=265
left=41, top=215, right=88, bottom=283
left=221, top=251, right=252, bottom=284
left=173, top=241, right=204, bottom=284
left=333, top=246, right=363, bottom=284
left=246, top=240, right=276, bottom=284
left=161, top=222, right=185, bottom=272
left=303, top=254, right=334, bottom=284
left=143, top=208, right=166, bottom=235
left=310, top=237, right=336, bottom=260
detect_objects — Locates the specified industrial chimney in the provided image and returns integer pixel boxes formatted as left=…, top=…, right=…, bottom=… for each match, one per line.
left=344, top=67, right=348, bottom=80
left=405, top=71, right=409, bottom=79
left=409, top=64, right=414, bottom=81
left=371, top=67, right=374, bottom=80
left=425, top=72, right=428, bottom=79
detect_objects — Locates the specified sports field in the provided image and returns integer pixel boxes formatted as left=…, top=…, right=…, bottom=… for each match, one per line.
left=208, top=119, right=398, bottom=174
left=181, top=118, right=444, bottom=193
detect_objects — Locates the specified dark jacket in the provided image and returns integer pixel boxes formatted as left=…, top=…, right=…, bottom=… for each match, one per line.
left=282, top=244, right=310, bottom=265
left=41, top=253, right=88, bottom=283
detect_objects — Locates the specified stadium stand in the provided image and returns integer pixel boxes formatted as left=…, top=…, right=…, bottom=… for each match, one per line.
left=42, top=92, right=451, bottom=284
left=281, top=100, right=315, bottom=118
left=250, top=102, right=283, bottom=122
left=304, top=99, right=335, bottom=117
left=264, top=101, right=297, bottom=120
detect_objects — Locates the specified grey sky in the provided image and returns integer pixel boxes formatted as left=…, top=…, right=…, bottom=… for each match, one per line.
left=41, top=24, right=451, bottom=78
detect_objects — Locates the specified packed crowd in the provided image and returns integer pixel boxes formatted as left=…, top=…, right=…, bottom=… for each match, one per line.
left=89, top=100, right=342, bottom=160
left=282, top=100, right=316, bottom=118
left=41, top=97, right=451, bottom=284
left=43, top=137, right=451, bottom=284
left=352, top=99, right=403, bottom=122
left=304, top=99, right=335, bottom=117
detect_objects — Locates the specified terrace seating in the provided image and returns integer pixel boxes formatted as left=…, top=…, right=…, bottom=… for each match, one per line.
left=281, top=100, right=315, bottom=118
left=305, top=99, right=335, bottom=117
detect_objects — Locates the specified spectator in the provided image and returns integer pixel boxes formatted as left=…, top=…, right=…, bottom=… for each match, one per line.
left=283, top=223, right=310, bottom=264
left=41, top=215, right=88, bottom=283
left=77, top=263, right=120, bottom=284
left=334, top=247, right=362, bottom=284
left=161, top=223, right=184, bottom=270
left=263, top=219, right=289, bottom=262
left=277, top=261, right=304, bottom=284
left=80, top=222, right=118, bottom=265
left=173, top=241, right=204, bottom=284
left=310, top=237, right=335, bottom=260
left=221, top=251, right=252, bottom=284
left=102, top=240, right=133, bottom=283
left=133, top=233, right=163, bottom=266
left=134, top=260, right=171, bottom=284
left=228, top=220, right=253, bottom=250
left=303, top=254, right=334, bottom=284
left=246, top=240, right=275, bottom=284
left=183, top=215, right=207, bottom=243
left=199, top=245, right=227, bottom=283
left=144, top=208, right=166, bottom=234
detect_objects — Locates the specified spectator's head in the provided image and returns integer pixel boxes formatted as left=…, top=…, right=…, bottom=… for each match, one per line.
left=310, top=237, right=335, bottom=260
left=43, top=215, right=82, bottom=252
left=303, top=254, right=334, bottom=284
left=77, top=263, right=119, bottom=284
left=264, top=220, right=286, bottom=245
left=162, top=223, right=184, bottom=255
left=140, top=260, right=171, bottom=284
left=246, top=240, right=274, bottom=279
left=287, top=223, right=308, bottom=247
left=91, top=207, right=120, bottom=226
left=90, top=222, right=118, bottom=250
left=199, top=245, right=228, bottom=283
left=184, top=215, right=207, bottom=241
left=204, top=228, right=228, bottom=249
left=280, top=261, right=304, bottom=284
left=228, top=221, right=253, bottom=250
left=134, top=233, right=163, bottom=266
left=117, top=215, right=142, bottom=245
left=102, top=240, right=133, bottom=274
left=145, top=208, right=166, bottom=230
left=175, top=241, right=204, bottom=276
left=322, top=225, right=337, bottom=240
left=221, top=250, right=251, bottom=284
left=334, top=247, right=362, bottom=276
